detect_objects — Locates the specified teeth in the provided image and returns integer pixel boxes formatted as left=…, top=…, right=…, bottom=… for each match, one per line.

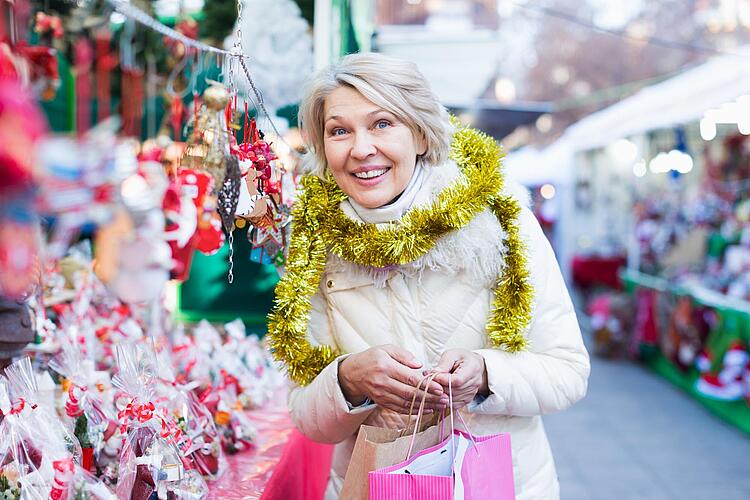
left=354, top=169, right=388, bottom=179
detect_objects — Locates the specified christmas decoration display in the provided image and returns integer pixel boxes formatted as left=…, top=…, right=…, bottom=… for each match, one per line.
left=0, top=0, right=308, bottom=496
left=622, top=131, right=750, bottom=433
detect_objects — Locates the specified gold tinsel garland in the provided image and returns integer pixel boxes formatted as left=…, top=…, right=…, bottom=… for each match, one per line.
left=268, top=124, right=533, bottom=386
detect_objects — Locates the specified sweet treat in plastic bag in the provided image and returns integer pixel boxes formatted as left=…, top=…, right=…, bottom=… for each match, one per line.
left=155, top=351, right=225, bottom=480
left=4, top=358, right=82, bottom=463
left=213, top=385, right=257, bottom=455
left=113, top=343, right=208, bottom=499
left=0, top=377, right=116, bottom=499
left=49, top=340, right=121, bottom=473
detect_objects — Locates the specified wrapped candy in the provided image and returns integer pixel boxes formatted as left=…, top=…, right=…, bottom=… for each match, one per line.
left=224, top=320, right=285, bottom=405
left=113, top=344, right=208, bottom=499
left=155, top=356, right=225, bottom=480
left=49, top=341, right=121, bottom=473
left=169, top=325, right=210, bottom=386
left=212, top=385, right=256, bottom=455
left=0, top=371, right=115, bottom=499
left=4, top=358, right=81, bottom=464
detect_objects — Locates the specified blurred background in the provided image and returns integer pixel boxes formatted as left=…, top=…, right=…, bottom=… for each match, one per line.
left=311, top=1, right=750, bottom=498
left=2, top=0, right=750, bottom=498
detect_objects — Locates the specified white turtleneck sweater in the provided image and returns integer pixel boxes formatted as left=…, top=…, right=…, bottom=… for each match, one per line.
left=346, top=163, right=431, bottom=224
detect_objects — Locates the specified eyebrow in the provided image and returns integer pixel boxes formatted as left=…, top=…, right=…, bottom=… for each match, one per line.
left=324, top=110, right=394, bottom=124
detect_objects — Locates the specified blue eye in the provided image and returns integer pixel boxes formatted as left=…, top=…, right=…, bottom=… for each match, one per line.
left=375, top=120, right=390, bottom=129
left=331, top=128, right=347, bottom=136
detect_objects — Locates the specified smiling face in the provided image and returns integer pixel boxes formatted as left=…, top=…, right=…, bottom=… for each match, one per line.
left=323, top=86, right=426, bottom=209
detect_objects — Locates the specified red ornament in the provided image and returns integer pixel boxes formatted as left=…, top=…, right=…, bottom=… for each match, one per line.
left=95, top=28, right=116, bottom=121
left=121, top=67, right=144, bottom=137
left=74, top=38, right=94, bottom=135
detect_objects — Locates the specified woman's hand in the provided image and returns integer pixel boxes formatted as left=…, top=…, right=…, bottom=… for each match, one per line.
left=430, top=349, right=489, bottom=409
left=339, top=344, right=448, bottom=414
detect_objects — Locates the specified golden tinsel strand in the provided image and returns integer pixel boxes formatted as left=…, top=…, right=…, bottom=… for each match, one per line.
left=267, top=176, right=340, bottom=385
left=488, top=196, right=533, bottom=352
left=267, top=123, right=533, bottom=386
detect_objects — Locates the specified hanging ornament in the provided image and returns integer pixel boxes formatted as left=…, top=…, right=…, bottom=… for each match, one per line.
left=33, top=12, right=64, bottom=40
left=217, top=154, right=241, bottom=233
left=95, top=27, right=115, bottom=122
left=121, top=66, right=144, bottom=138
left=180, top=169, right=225, bottom=256
left=233, top=118, right=279, bottom=227
left=170, top=94, right=185, bottom=140
left=74, top=38, right=93, bottom=135
left=181, top=81, right=231, bottom=188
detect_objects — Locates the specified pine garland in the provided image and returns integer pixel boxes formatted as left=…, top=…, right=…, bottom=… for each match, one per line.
left=268, top=124, right=532, bottom=386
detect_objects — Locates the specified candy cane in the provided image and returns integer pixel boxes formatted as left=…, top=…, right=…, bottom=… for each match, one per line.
left=65, top=384, right=86, bottom=418
left=49, top=457, right=75, bottom=500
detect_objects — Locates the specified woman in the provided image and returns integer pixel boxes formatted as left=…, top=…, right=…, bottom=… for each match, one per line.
left=268, top=52, right=590, bottom=500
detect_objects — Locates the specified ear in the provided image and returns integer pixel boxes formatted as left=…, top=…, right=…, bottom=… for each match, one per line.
left=416, top=133, right=428, bottom=156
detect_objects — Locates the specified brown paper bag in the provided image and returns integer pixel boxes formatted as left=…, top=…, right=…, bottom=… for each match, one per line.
left=339, top=417, right=444, bottom=500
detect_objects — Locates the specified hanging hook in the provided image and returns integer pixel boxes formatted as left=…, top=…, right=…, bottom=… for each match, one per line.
left=166, top=51, right=192, bottom=99
left=120, top=19, right=137, bottom=70
left=189, top=51, right=207, bottom=94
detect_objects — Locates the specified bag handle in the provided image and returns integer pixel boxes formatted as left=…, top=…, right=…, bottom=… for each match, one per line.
left=400, top=372, right=445, bottom=437
left=404, top=372, right=440, bottom=459
left=405, top=373, right=480, bottom=461
left=447, top=373, right=479, bottom=458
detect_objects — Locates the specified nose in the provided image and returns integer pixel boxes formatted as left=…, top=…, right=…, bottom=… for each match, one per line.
left=350, top=130, right=377, bottom=160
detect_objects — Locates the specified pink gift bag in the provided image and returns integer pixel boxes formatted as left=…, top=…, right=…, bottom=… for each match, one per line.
left=368, top=375, right=515, bottom=500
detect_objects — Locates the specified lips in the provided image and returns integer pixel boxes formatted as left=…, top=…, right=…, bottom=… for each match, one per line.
left=353, top=168, right=389, bottom=179
left=351, top=165, right=391, bottom=182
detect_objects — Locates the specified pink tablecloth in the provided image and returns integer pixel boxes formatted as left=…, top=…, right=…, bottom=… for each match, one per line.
left=208, top=408, right=333, bottom=499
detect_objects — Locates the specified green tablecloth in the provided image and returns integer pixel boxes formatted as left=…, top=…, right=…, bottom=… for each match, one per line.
left=176, top=226, right=279, bottom=334
left=622, top=269, right=750, bottom=434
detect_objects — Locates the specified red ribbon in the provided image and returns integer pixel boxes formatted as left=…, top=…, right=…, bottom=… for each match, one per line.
left=118, top=400, right=156, bottom=435
left=50, top=457, right=75, bottom=500
left=0, top=398, right=27, bottom=416
left=219, top=369, right=242, bottom=394
left=65, top=384, right=86, bottom=418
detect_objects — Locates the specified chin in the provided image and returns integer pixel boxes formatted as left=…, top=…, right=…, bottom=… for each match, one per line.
left=351, top=191, right=393, bottom=209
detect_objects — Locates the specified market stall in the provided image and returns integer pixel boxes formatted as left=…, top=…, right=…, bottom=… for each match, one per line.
left=539, top=45, right=750, bottom=432
left=623, top=269, right=750, bottom=434
left=0, top=0, right=320, bottom=497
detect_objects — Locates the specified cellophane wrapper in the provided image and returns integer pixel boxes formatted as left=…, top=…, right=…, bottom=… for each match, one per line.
left=113, top=343, right=208, bottom=500
left=0, top=377, right=116, bottom=500
left=155, top=350, right=225, bottom=481
left=49, top=339, right=122, bottom=471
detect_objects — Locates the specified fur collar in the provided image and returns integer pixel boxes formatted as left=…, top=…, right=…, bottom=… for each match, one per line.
left=327, top=160, right=528, bottom=288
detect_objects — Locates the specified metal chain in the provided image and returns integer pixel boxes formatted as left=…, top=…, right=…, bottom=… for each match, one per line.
left=106, top=0, right=299, bottom=157
left=106, top=0, right=245, bottom=58
left=235, top=0, right=244, bottom=52
left=227, top=230, right=235, bottom=284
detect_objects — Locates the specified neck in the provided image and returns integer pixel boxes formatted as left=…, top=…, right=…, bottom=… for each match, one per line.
left=349, top=163, right=427, bottom=224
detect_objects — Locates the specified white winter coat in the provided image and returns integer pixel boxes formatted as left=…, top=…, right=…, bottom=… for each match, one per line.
left=286, top=160, right=590, bottom=500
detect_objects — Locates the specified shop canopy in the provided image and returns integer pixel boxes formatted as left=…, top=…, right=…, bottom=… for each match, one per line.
left=563, top=46, right=750, bottom=153
left=504, top=139, right=574, bottom=187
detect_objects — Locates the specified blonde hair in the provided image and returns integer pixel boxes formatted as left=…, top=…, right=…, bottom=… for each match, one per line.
left=298, top=52, right=453, bottom=177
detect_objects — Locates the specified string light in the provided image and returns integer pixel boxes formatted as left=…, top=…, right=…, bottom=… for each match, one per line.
left=508, top=0, right=739, bottom=57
